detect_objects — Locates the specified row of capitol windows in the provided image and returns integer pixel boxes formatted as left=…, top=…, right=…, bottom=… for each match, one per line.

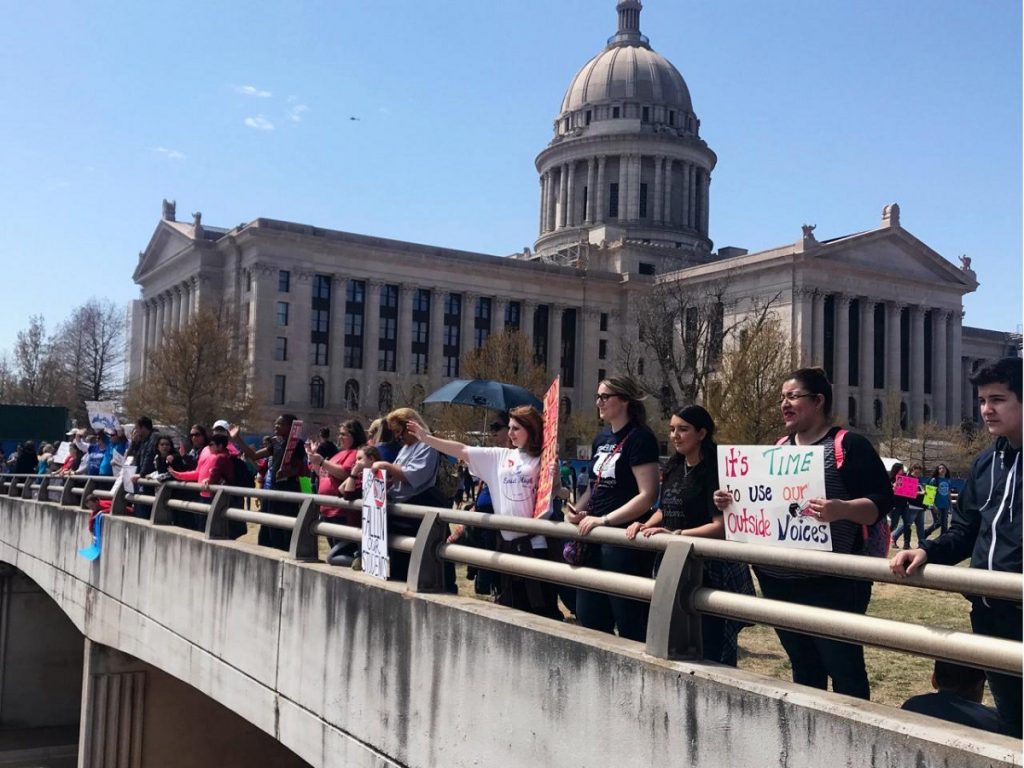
left=259, top=274, right=609, bottom=384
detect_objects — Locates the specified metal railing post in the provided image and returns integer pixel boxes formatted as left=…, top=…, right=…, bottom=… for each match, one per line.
left=407, top=508, right=448, bottom=593
left=78, top=478, right=96, bottom=509
left=204, top=490, right=231, bottom=539
left=288, top=498, right=321, bottom=562
left=7, top=476, right=20, bottom=498
left=36, top=475, right=50, bottom=501
left=59, top=477, right=76, bottom=507
left=150, top=483, right=173, bottom=525
left=21, top=475, right=35, bottom=500
left=645, top=539, right=703, bottom=661
left=110, top=480, right=126, bottom=515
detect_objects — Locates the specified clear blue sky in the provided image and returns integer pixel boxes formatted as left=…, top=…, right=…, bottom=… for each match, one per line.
left=0, top=0, right=1020, bottom=358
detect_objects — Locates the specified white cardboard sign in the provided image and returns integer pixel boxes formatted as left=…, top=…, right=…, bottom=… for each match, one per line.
left=361, top=468, right=390, bottom=580
left=717, top=444, right=832, bottom=551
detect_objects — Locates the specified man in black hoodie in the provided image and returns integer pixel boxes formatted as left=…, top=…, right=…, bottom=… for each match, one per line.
left=891, top=357, right=1022, bottom=737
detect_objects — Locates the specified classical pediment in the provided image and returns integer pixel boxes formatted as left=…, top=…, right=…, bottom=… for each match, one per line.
left=812, top=228, right=976, bottom=290
left=132, top=220, right=199, bottom=282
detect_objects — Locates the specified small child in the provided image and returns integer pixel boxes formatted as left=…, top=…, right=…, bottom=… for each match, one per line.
left=340, top=445, right=381, bottom=503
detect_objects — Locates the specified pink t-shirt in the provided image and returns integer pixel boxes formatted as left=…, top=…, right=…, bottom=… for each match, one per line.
left=318, top=448, right=358, bottom=519
left=174, top=450, right=234, bottom=497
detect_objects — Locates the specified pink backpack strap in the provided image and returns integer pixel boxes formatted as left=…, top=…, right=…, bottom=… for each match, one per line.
left=774, top=435, right=790, bottom=446
left=833, top=428, right=848, bottom=470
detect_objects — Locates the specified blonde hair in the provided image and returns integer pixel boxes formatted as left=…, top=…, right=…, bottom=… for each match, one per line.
left=386, top=407, right=430, bottom=435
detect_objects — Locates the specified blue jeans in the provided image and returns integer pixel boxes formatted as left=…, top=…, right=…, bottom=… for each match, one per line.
left=891, top=506, right=925, bottom=548
left=576, top=543, right=653, bottom=642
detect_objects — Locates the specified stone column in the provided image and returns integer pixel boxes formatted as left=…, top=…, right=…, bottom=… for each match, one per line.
left=949, top=311, right=963, bottom=424
left=557, top=165, right=568, bottom=229
left=859, top=299, right=876, bottom=419
left=494, top=297, right=509, bottom=333
left=364, top=280, right=382, bottom=404
left=617, top=155, right=629, bottom=220
left=538, top=174, right=547, bottom=235
left=154, top=295, right=165, bottom=350
left=833, top=294, right=851, bottom=422
left=595, top=156, right=607, bottom=224
left=932, top=309, right=949, bottom=427
left=579, top=308, right=601, bottom=397
left=626, top=154, right=641, bottom=221
left=585, top=158, right=596, bottom=224
left=461, top=292, right=477, bottom=355
left=521, top=300, right=535, bottom=349
left=173, top=287, right=183, bottom=330
left=652, top=156, right=664, bottom=223
left=544, top=171, right=555, bottom=233
left=549, top=305, right=564, bottom=381
left=910, top=305, right=926, bottom=427
left=397, top=284, right=415, bottom=376
left=429, top=288, right=445, bottom=386
left=663, top=159, right=673, bottom=225
left=886, top=302, right=904, bottom=394
left=811, top=292, right=825, bottom=366
left=700, top=171, right=710, bottom=234
left=329, top=276, right=347, bottom=400
left=565, top=161, right=576, bottom=228
left=690, top=165, right=699, bottom=229
left=681, top=163, right=692, bottom=229
left=794, top=289, right=813, bottom=365
left=189, top=277, right=199, bottom=317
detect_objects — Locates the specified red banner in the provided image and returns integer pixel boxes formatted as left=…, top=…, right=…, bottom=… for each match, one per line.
left=533, top=377, right=560, bottom=518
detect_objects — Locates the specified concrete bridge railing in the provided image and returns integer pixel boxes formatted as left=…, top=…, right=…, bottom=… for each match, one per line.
left=0, top=473, right=1019, bottom=767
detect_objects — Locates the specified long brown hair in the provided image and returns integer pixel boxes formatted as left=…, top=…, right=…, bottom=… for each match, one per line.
left=509, top=405, right=543, bottom=457
left=599, top=375, right=649, bottom=427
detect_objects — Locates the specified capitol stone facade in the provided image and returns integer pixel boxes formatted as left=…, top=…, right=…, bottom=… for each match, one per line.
left=127, top=1, right=1018, bottom=438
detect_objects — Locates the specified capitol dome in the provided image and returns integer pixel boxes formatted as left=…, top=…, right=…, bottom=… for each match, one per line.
left=550, top=0, right=701, bottom=140
left=560, top=41, right=693, bottom=118
left=534, top=0, right=716, bottom=260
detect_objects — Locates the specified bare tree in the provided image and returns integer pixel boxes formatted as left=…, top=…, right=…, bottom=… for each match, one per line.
left=51, top=299, right=125, bottom=423
left=0, top=353, right=14, bottom=402
left=621, top=276, right=783, bottom=414
left=122, top=308, right=255, bottom=435
left=11, top=315, right=63, bottom=405
left=710, top=314, right=791, bottom=444
left=877, top=389, right=910, bottom=459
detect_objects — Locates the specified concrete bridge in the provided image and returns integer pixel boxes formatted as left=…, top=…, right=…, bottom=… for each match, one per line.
left=0, top=486, right=1019, bottom=767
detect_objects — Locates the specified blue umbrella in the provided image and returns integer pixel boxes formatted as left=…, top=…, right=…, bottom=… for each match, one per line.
left=422, top=379, right=543, bottom=412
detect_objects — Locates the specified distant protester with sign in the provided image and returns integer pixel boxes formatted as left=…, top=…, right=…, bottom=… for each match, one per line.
left=922, top=463, right=953, bottom=539
left=626, top=405, right=754, bottom=666
left=892, top=357, right=1022, bottom=737
left=567, top=376, right=660, bottom=642
left=408, top=405, right=562, bottom=618
left=715, top=368, right=893, bottom=700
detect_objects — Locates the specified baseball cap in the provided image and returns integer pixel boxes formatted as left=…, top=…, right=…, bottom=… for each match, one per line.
left=212, top=419, right=230, bottom=431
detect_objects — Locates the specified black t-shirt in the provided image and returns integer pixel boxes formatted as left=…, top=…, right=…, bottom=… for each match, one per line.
left=901, top=692, right=1005, bottom=735
left=587, top=423, right=659, bottom=522
left=659, top=456, right=718, bottom=532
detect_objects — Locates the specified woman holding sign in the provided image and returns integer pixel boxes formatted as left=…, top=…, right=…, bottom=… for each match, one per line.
left=406, top=406, right=562, bottom=618
left=626, top=405, right=754, bottom=665
left=567, top=376, right=660, bottom=641
left=714, top=367, right=892, bottom=700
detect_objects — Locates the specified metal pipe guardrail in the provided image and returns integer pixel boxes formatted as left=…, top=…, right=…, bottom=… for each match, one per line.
left=1, top=472, right=1020, bottom=676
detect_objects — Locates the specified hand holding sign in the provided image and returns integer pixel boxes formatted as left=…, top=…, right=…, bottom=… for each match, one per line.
left=717, top=444, right=831, bottom=551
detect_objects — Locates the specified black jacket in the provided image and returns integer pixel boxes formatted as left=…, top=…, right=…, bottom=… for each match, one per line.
left=921, top=437, right=1021, bottom=597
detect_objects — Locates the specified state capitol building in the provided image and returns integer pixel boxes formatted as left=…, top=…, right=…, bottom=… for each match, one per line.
left=128, top=1, right=1018, bottom=435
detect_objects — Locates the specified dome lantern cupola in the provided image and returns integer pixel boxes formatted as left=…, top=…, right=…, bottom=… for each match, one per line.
left=533, top=1, right=718, bottom=261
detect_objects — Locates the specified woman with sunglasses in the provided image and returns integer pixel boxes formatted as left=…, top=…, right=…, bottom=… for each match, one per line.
left=567, top=375, right=660, bottom=641
left=714, top=367, right=893, bottom=699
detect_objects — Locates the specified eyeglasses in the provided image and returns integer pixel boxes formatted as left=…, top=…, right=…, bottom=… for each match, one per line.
left=594, top=393, right=622, bottom=403
left=779, top=392, right=816, bottom=405
left=189, top=432, right=202, bottom=437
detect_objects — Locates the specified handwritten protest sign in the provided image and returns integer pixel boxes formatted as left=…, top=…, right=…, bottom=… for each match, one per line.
left=533, top=376, right=560, bottom=518
left=921, top=484, right=938, bottom=507
left=361, top=468, right=390, bottom=580
left=717, top=444, right=831, bottom=551
left=53, top=442, right=71, bottom=464
left=281, top=419, right=304, bottom=469
left=85, top=402, right=120, bottom=432
left=893, top=474, right=920, bottom=499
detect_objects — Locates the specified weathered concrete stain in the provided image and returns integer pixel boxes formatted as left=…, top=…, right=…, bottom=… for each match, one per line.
left=0, top=496, right=1018, bottom=768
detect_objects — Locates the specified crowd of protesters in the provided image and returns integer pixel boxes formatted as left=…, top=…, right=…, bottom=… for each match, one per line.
left=2, top=356, right=1019, bottom=737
